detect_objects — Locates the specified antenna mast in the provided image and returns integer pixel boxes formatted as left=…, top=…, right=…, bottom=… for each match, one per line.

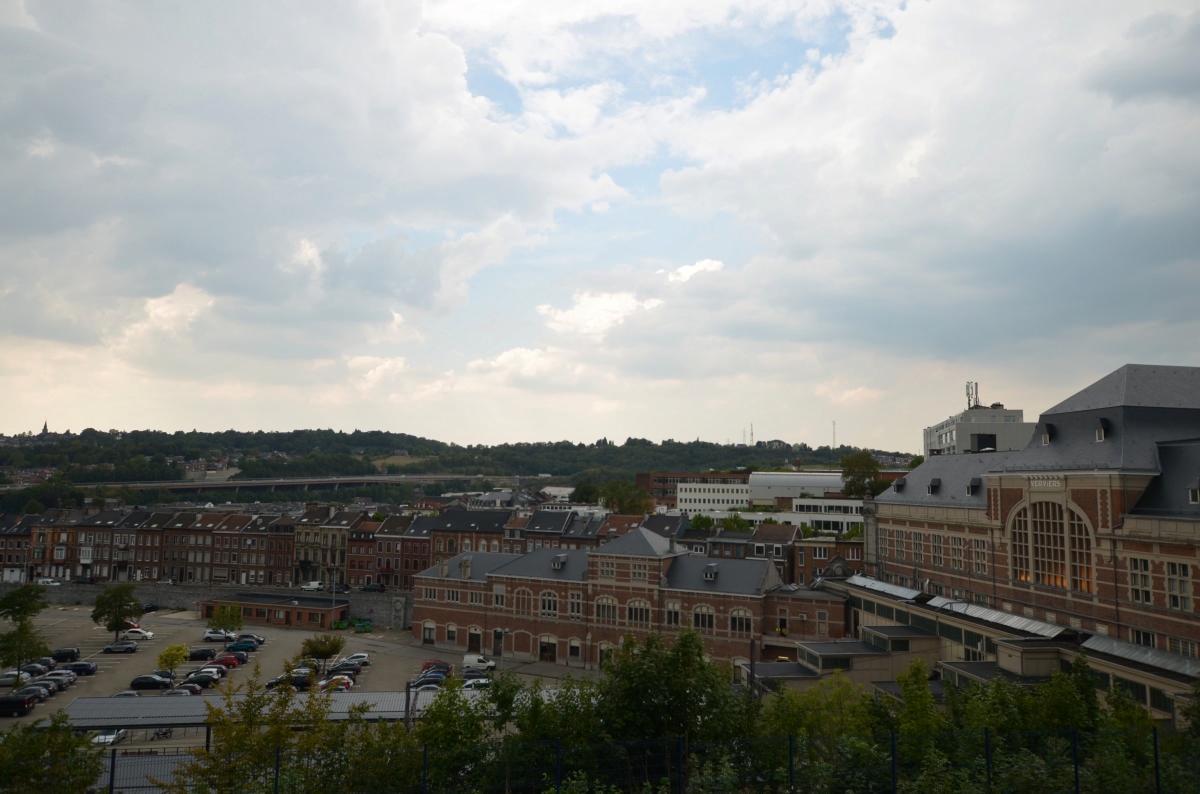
left=966, top=381, right=980, bottom=410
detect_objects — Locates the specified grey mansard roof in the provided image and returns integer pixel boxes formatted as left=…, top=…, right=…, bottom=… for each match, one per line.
left=879, top=364, right=1200, bottom=516
left=664, top=555, right=781, bottom=596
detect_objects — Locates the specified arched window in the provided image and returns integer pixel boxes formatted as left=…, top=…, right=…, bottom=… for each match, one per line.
left=596, top=596, right=618, bottom=624
left=730, top=608, right=752, bottom=635
left=540, top=590, right=558, bottom=617
left=513, top=588, right=533, bottom=615
left=627, top=599, right=651, bottom=626
left=692, top=605, right=715, bottom=632
left=1009, top=502, right=1093, bottom=593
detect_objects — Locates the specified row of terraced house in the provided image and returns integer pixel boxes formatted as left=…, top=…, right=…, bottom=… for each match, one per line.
left=0, top=501, right=866, bottom=593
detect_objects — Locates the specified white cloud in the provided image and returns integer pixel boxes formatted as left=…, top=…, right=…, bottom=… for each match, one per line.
left=663, top=258, right=723, bottom=283
left=537, top=291, right=663, bottom=336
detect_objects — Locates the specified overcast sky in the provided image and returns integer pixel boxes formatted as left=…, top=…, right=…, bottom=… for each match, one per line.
left=1, top=1, right=1197, bottom=455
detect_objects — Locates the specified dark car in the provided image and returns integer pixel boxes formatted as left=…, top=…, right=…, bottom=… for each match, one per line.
left=142, top=602, right=159, bottom=613
left=188, top=647, right=217, bottom=661
left=73, top=576, right=97, bottom=584
left=236, top=633, right=266, bottom=646
left=360, top=583, right=385, bottom=592
left=0, top=693, right=37, bottom=717
left=330, top=583, right=350, bottom=594
left=152, top=669, right=177, bottom=680
left=65, top=661, right=98, bottom=676
left=183, top=672, right=220, bottom=688
left=52, top=647, right=80, bottom=663
left=20, top=662, right=49, bottom=677
left=221, top=650, right=250, bottom=664
left=225, top=641, right=258, bottom=653
left=130, top=674, right=173, bottom=690
left=172, top=682, right=203, bottom=695
left=13, top=685, right=48, bottom=703
left=327, top=661, right=362, bottom=676
left=104, top=640, right=138, bottom=654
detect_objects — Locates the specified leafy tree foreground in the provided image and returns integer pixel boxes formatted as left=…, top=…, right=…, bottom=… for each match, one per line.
left=122, top=634, right=1200, bottom=793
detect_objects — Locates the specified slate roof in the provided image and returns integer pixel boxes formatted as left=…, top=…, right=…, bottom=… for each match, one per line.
left=878, top=364, right=1200, bottom=516
left=490, top=547, right=589, bottom=581
left=594, top=527, right=677, bottom=558
left=414, top=552, right=520, bottom=583
left=663, top=555, right=780, bottom=596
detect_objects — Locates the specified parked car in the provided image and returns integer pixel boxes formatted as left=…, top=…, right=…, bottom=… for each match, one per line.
left=73, top=576, right=97, bottom=584
left=461, top=667, right=490, bottom=680
left=183, top=673, right=220, bottom=689
left=209, top=656, right=239, bottom=669
left=33, top=656, right=57, bottom=671
left=65, top=660, right=98, bottom=676
left=188, top=647, right=217, bottom=661
left=0, top=671, right=31, bottom=687
left=225, top=641, right=258, bottom=653
left=413, top=683, right=441, bottom=693
left=172, top=682, right=202, bottom=695
left=104, top=640, right=139, bottom=654
left=151, top=669, right=177, bottom=680
left=111, top=691, right=141, bottom=698
left=219, top=650, right=249, bottom=664
left=203, top=629, right=235, bottom=642
left=122, top=628, right=156, bottom=641
left=462, top=678, right=491, bottom=690
left=35, top=578, right=61, bottom=586
left=40, top=669, right=76, bottom=686
left=12, top=685, right=48, bottom=703
left=52, top=647, right=80, bottom=663
left=161, top=687, right=193, bottom=696
left=340, top=652, right=371, bottom=666
left=327, top=661, right=361, bottom=677
left=130, top=674, right=173, bottom=690
left=299, top=581, right=323, bottom=591
left=360, top=582, right=385, bottom=592
left=0, top=693, right=38, bottom=716
left=421, top=659, right=450, bottom=672
left=20, top=663, right=49, bottom=677
left=91, top=728, right=128, bottom=745
left=237, top=633, right=266, bottom=645
left=330, top=583, right=350, bottom=594
left=27, top=677, right=60, bottom=695
left=142, top=602, right=159, bottom=612
left=462, top=654, right=496, bottom=671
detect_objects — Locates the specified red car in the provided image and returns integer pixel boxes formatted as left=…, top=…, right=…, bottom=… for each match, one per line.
left=210, top=655, right=240, bottom=668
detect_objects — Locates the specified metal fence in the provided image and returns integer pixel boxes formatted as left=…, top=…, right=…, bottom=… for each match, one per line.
left=96, top=727, right=1199, bottom=793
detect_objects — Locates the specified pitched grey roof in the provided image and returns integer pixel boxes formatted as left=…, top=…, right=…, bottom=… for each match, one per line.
left=664, top=556, right=779, bottom=596
left=414, top=552, right=520, bottom=582
left=875, top=451, right=1019, bottom=508
left=594, top=527, right=676, bottom=557
left=491, top=547, right=589, bottom=581
left=1045, top=364, right=1200, bottom=413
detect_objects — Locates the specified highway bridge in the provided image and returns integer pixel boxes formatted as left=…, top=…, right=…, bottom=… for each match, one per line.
left=3, top=473, right=526, bottom=494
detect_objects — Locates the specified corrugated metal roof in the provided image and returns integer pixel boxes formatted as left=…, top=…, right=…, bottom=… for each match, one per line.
left=1082, top=634, right=1200, bottom=679
left=927, top=595, right=1064, bottom=638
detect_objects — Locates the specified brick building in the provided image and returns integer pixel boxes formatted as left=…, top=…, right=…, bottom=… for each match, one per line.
left=412, top=527, right=847, bottom=669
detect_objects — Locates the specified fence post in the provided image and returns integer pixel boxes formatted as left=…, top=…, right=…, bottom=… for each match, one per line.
left=108, top=748, right=117, bottom=794
left=890, top=730, right=898, bottom=794
left=1072, top=730, right=1080, bottom=794
left=1153, top=727, right=1161, bottom=794
left=984, top=727, right=991, bottom=788
left=677, top=735, right=685, bottom=794
left=788, top=734, right=795, bottom=793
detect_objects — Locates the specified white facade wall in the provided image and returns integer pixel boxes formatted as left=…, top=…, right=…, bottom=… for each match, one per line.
left=676, top=482, right=750, bottom=512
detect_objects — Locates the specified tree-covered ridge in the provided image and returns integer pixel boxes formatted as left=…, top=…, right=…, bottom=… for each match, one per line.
left=1, top=427, right=912, bottom=483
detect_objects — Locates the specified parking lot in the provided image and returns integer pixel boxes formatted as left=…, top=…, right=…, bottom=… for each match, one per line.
left=6, top=606, right=440, bottom=739
left=7, top=604, right=593, bottom=744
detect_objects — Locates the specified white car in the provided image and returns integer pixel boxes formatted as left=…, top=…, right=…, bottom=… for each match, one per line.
left=122, top=628, right=155, bottom=641
left=299, top=581, right=323, bottom=591
left=203, top=629, right=235, bottom=642
left=35, top=578, right=62, bottom=586
left=340, top=653, right=371, bottom=667
left=91, top=728, right=128, bottom=745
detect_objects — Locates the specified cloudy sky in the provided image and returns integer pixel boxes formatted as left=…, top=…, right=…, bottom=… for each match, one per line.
left=1, top=1, right=1198, bottom=455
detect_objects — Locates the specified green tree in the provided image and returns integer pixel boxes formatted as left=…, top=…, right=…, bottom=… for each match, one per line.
left=570, top=482, right=601, bottom=504
left=0, top=583, right=48, bottom=624
left=0, top=712, right=105, bottom=793
left=157, top=643, right=189, bottom=686
left=301, top=633, right=345, bottom=673
left=895, top=659, right=945, bottom=772
left=689, top=514, right=714, bottom=531
left=413, top=679, right=496, bottom=790
left=0, top=584, right=50, bottom=677
left=91, top=583, right=143, bottom=640
left=719, top=514, right=751, bottom=533
left=208, top=604, right=244, bottom=635
left=840, top=450, right=885, bottom=498
left=906, top=455, right=925, bottom=469
left=600, top=479, right=654, bottom=515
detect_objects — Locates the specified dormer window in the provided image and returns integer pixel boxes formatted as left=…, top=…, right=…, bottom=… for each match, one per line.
left=1040, top=422, right=1056, bottom=446
left=703, top=563, right=719, bottom=581
left=1095, top=418, right=1111, bottom=442
left=894, top=478, right=906, bottom=492
left=1189, top=487, right=1200, bottom=505
left=927, top=478, right=941, bottom=495
left=966, top=477, right=982, bottom=496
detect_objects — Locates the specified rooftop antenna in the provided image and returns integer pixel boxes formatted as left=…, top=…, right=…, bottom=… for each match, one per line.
left=966, top=381, right=980, bottom=410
